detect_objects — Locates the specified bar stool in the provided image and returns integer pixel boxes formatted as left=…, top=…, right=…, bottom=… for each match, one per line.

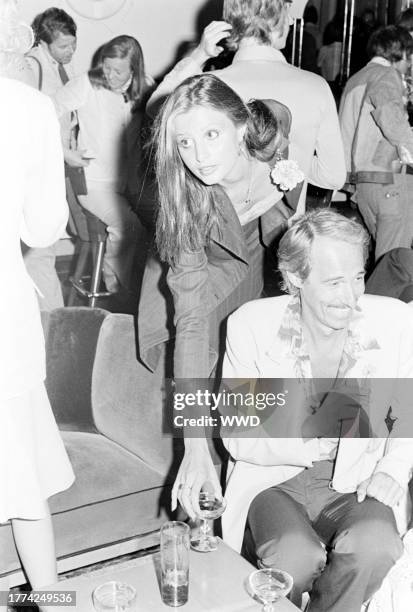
left=66, top=179, right=111, bottom=308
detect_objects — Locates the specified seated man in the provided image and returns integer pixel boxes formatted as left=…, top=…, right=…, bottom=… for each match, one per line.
left=221, top=209, right=413, bottom=611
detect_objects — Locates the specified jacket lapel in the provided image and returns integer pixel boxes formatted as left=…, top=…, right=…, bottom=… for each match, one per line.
left=210, top=186, right=250, bottom=263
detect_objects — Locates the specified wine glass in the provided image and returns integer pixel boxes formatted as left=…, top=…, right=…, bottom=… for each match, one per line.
left=249, top=568, right=293, bottom=612
left=190, top=491, right=226, bottom=552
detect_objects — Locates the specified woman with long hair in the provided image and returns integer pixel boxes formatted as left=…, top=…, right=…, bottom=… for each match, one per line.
left=53, top=35, right=153, bottom=294
left=138, top=73, right=303, bottom=519
left=0, top=0, right=74, bottom=607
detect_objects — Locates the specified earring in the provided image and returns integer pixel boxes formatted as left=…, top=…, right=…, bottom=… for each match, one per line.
left=238, top=140, right=246, bottom=157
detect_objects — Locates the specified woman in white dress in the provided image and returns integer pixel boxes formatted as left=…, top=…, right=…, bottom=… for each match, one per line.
left=0, top=0, right=74, bottom=605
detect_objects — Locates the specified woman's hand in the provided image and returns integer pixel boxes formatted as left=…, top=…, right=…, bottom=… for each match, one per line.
left=191, top=21, right=232, bottom=66
left=171, top=438, right=222, bottom=520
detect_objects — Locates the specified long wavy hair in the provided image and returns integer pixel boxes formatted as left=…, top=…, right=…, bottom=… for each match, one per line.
left=88, top=35, right=147, bottom=111
left=155, top=74, right=282, bottom=265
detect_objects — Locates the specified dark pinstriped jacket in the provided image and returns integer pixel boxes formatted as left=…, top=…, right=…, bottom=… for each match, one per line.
left=138, top=100, right=302, bottom=379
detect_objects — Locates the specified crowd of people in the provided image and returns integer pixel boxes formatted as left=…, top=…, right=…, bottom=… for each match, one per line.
left=2, top=0, right=413, bottom=610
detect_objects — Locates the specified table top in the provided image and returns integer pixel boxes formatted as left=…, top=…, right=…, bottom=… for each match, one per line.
left=50, top=539, right=300, bottom=611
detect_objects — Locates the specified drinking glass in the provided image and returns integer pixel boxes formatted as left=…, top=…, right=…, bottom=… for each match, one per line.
left=160, top=521, right=190, bottom=607
left=249, top=568, right=293, bottom=612
left=92, top=581, right=136, bottom=611
left=191, top=491, right=226, bottom=552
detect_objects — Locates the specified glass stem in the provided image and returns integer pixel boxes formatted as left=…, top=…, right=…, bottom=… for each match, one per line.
left=200, top=519, right=210, bottom=540
left=263, top=604, right=274, bottom=612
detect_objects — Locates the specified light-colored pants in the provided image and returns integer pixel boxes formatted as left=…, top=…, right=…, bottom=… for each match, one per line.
left=356, top=174, right=413, bottom=262
left=78, top=189, right=140, bottom=293
left=23, top=243, right=64, bottom=311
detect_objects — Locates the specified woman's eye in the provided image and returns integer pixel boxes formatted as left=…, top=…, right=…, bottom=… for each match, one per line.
left=206, top=129, right=219, bottom=139
left=177, top=138, right=191, bottom=148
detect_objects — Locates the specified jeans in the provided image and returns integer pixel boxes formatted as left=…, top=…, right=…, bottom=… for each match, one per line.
left=356, top=174, right=413, bottom=262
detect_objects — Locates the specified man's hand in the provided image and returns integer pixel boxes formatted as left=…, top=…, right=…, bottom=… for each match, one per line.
left=398, top=144, right=413, bottom=165
left=190, top=21, right=232, bottom=66
left=64, top=149, right=90, bottom=168
left=171, top=438, right=222, bottom=520
left=357, top=472, right=405, bottom=507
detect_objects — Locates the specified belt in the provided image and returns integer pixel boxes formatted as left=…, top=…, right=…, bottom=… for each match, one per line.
left=347, top=171, right=393, bottom=185
left=347, top=166, right=413, bottom=185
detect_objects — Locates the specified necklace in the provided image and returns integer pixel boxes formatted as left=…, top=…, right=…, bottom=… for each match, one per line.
left=243, top=160, right=254, bottom=209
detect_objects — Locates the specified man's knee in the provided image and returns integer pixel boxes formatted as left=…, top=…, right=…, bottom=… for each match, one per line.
left=259, top=533, right=327, bottom=593
left=335, top=519, right=403, bottom=571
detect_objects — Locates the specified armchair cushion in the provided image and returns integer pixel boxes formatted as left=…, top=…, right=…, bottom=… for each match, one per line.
left=91, top=314, right=177, bottom=475
left=50, top=431, right=169, bottom=514
left=45, top=307, right=109, bottom=431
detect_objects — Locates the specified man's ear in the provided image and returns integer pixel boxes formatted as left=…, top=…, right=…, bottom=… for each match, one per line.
left=286, top=271, right=303, bottom=289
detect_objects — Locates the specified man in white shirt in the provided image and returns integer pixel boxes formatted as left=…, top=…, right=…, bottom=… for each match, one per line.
left=147, top=0, right=346, bottom=206
left=221, top=209, right=413, bottom=610
left=25, top=8, right=85, bottom=310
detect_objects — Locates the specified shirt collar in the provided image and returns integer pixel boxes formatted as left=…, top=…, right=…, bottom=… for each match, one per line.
left=111, top=75, right=133, bottom=96
left=370, top=56, right=392, bottom=67
left=267, top=295, right=380, bottom=378
left=40, top=43, right=59, bottom=67
left=233, top=42, right=287, bottom=64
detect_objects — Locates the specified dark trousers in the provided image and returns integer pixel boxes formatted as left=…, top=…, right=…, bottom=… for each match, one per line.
left=366, top=247, right=413, bottom=303
left=242, top=461, right=403, bottom=612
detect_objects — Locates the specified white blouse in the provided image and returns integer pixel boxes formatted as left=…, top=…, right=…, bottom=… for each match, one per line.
left=53, top=73, right=150, bottom=193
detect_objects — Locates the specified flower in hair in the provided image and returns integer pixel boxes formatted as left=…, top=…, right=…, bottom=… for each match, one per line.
left=270, top=158, right=305, bottom=192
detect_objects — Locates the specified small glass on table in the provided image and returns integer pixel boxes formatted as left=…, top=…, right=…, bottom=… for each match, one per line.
left=191, top=490, right=226, bottom=553
left=249, top=568, right=293, bottom=612
left=92, top=581, right=136, bottom=611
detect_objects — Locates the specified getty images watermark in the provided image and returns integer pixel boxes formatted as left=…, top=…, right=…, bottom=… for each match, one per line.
left=173, top=386, right=288, bottom=428
left=163, top=378, right=413, bottom=438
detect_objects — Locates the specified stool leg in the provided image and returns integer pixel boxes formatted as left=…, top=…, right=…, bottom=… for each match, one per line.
left=68, top=241, right=89, bottom=306
left=89, top=241, right=105, bottom=308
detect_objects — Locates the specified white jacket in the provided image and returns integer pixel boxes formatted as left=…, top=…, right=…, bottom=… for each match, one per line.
left=0, top=78, right=67, bottom=400
left=221, top=294, right=413, bottom=551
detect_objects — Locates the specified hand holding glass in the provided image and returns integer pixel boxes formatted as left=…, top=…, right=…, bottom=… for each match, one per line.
left=191, top=491, right=226, bottom=552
